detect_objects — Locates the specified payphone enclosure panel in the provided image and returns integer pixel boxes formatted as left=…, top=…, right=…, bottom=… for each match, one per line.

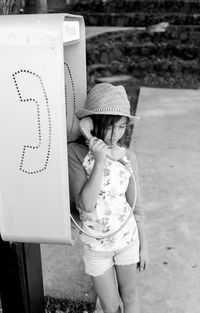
left=0, top=14, right=86, bottom=244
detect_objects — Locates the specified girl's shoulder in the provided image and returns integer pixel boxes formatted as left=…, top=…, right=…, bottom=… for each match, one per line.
left=68, top=141, right=89, bottom=163
left=124, top=147, right=137, bottom=160
left=124, top=147, right=138, bottom=168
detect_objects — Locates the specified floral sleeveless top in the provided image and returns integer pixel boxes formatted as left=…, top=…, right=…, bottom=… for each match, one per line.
left=77, top=149, right=139, bottom=251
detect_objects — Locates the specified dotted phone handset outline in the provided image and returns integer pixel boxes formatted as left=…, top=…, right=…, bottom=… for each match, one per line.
left=12, top=70, right=51, bottom=175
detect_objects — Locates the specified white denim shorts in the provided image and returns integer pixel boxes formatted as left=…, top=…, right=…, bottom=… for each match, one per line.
left=83, top=239, right=140, bottom=277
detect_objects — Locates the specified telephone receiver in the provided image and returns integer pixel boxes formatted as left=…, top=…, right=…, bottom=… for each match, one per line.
left=79, top=116, right=94, bottom=141
left=79, top=116, right=126, bottom=160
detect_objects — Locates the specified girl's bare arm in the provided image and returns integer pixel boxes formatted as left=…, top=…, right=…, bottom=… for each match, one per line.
left=79, top=138, right=107, bottom=212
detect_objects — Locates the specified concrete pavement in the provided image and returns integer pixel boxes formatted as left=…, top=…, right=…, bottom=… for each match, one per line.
left=131, top=87, right=200, bottom=313
left=41, top=86, right=200, bottom=313
left=85, top=26, right=145, bottom=39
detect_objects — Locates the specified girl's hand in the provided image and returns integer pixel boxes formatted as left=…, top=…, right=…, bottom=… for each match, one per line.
left=137, top=245, right=149, bottom=272
left=89, top=137, right=108, bottom=164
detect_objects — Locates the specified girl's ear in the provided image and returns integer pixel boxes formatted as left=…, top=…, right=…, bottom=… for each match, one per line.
left=79, top=117, right=94, bottom=140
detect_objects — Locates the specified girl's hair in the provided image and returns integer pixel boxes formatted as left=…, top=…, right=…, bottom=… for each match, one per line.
left=76, top=115, right=133, bottom=148
left=91, top=114, right=129, bottom=146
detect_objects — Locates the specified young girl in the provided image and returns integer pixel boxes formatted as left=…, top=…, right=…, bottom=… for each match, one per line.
left=68, top=83, right=148, bottom=313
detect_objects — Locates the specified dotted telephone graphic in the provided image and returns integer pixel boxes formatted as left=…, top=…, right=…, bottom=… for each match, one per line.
left=12, top=65, right=78, bottom=174
left=0, top=13, right=86, bottom=244
left=64, top=62, right=76, bottom=137
left=12, top=70, right=52, bottom=175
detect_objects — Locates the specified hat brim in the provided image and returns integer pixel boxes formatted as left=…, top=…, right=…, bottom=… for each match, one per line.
left=75, top=109, right=139, bottom=125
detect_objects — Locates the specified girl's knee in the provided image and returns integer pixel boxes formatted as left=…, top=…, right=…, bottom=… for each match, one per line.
left=120, top=284, right=138, bottom=306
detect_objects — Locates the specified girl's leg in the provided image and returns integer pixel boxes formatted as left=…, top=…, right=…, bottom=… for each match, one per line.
left=91, top=266, right=121, bottom=313
left=115, top=264, right=140, bottom=313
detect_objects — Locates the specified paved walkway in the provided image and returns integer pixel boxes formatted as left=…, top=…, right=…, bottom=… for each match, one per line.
left=131, top=87, right=200, bottom=313
left=85, top=26, right=145, bottom=39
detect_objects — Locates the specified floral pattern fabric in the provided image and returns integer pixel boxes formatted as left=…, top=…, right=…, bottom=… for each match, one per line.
left=77, top=150, right=139, bottom=251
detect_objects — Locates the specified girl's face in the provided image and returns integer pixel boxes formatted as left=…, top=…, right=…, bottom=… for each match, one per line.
left=104, top=116, right=128, bottom=147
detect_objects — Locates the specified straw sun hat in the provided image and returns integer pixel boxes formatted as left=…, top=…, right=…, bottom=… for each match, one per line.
left=75, top=83, right=139, bottom=125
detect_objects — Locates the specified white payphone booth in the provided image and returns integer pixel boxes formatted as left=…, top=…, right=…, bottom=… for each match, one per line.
left=0, top=14, right=87, bottom=244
